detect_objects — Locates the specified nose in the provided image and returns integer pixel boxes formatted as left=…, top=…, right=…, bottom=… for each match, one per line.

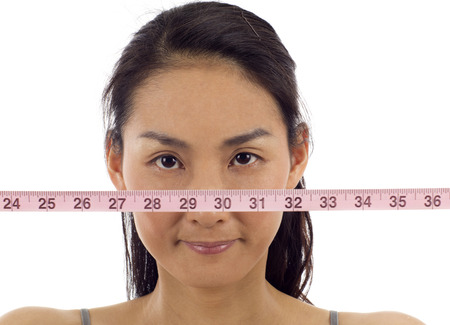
left=186, top=211, right=229, bottom=228
left=184, top=164, right=230, bottom=227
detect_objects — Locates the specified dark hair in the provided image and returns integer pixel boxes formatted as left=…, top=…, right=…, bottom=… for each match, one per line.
left=103, top=1, right=313, bottom=303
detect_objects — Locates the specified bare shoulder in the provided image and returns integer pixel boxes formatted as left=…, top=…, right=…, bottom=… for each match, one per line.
left=340, top=311, right=425, bottom=325
left=283, top=297, right=425, bottom=325
left=0, top=298, right=145, bottom=325
left=0, top=307, right=81, bottom=325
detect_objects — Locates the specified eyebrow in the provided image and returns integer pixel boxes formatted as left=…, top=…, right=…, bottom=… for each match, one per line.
left=138, top=131, right=189, bottom=149
left=222, top=128, right=272, bottom=147
left=138, top=128, right=272, bottom=149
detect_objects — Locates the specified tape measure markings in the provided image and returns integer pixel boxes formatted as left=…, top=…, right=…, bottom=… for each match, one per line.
left=1, top=188, right=449, bottom=212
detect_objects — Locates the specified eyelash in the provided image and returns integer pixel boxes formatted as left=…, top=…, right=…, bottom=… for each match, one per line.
left=149, top=152, right=261, bottom=170
left=151, top=155, right=184, bottom=170
left=229, top=152, right=260, bottom=167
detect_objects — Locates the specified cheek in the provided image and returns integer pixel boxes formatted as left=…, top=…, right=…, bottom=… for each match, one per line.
left=231, top=158, right=291, bottom=190
left=133, top=212, right=180, bottom=256
left=242, top=211, right=283, bottom=248
left=121, top=151, right=148, bottom=190
left=260, top=152, right=293, bottom=189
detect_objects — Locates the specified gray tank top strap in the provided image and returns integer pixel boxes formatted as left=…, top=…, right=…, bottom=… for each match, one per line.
left=80, top=309, right=91, bottom=325
left=330, top=310, right=339, bottom=325
left=81, top=307, right=336, bottom=324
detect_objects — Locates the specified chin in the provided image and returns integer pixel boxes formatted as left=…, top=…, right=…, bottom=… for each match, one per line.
left=177, top=265, right=247, bottom=289
left=160, top=253, right=268, bottom=290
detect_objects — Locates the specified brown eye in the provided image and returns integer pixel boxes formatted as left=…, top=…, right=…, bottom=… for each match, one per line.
left=155, top=155, right=182, bottom=169
left=231, top=153, right=258, bottom=166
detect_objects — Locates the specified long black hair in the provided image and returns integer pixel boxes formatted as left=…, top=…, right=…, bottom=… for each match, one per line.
left=103, top=1, right=313, bottom=303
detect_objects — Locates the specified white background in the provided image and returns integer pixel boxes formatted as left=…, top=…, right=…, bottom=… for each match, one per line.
left=0, top=0, right=449, bottom=324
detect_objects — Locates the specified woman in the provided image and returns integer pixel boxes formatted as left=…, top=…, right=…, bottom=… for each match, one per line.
left=0, top=2, right=424, bottom=324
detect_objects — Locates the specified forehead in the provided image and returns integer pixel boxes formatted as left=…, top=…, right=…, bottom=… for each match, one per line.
left=126, top=62, right=286, bottom=141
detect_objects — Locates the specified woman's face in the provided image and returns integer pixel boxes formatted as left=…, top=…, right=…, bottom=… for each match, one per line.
left=108, top=61, right=308, bottom=288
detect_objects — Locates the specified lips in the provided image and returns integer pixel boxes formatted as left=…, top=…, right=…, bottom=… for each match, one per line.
left=182, top=240, right=237, bottom=255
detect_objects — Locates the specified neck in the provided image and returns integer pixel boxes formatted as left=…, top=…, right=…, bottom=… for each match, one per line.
left=143, top=259, right=283, bottom=324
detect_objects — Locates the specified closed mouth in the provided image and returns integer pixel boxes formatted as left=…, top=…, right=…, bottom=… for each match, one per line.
left=181, top=240, right=237, bottom=255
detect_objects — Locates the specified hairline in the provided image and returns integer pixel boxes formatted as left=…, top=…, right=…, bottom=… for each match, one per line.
left=120, top=54, right=288, bottom=147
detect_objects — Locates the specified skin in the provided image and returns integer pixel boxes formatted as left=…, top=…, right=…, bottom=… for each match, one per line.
left=0, top=61, right=425, bottom=325
left=109, top=61, right=309, bottom=324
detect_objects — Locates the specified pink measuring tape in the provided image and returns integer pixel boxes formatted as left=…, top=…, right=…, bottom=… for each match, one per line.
left=1, top=188, right=449, bottom=212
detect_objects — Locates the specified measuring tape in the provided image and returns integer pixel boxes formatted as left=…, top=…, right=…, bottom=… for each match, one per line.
left=1, top=188, right=449, bottom=212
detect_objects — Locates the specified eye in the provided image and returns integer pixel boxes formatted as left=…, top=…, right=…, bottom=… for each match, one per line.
left=230, top=152, right=258, bottom=166
left=154, top=155, right=183, bottom=170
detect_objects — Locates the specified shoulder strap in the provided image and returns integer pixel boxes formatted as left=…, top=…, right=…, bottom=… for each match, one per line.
left=80, top=309, right=91, bottom=325
left=330, top=310, right=339, bottom=325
